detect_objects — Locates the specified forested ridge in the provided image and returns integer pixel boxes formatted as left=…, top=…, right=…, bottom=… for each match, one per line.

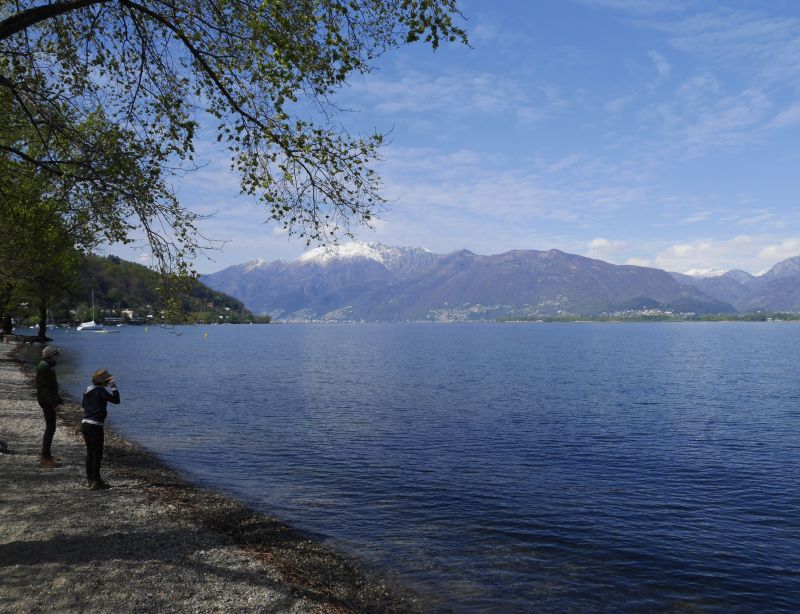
left=13, top=254, right=264, bottom=327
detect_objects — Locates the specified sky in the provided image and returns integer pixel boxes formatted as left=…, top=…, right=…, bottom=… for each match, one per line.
left=109, top=0, right=800, bottom=275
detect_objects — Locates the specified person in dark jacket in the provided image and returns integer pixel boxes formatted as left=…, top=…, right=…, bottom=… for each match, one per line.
left=36, top=346, right=63, bottom=467
left=81, top=368, right=121, bottom=490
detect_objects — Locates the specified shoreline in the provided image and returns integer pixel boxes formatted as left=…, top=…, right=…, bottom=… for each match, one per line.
left=0, top=341, right=424, bottom=613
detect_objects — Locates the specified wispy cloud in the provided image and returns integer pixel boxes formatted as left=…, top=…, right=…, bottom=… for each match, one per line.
left=648, top=50, right=672, bottom=78
left=584, top=3, right=800, bottom=159
left=682, top=211, right=711, bottom=223
left=767, top=103, right=800, bottom=128
left=468, top=17, right=533, bottom=49
left=379, top=145, right=656, bottom=227
left=646, top=78, right=772, bottom=157
left=605, top=95, right=635, bottom=113
left=345, top=70, right=566, bottom=125
left=737, top=211, right=776, bottom=227
left=651, top=9, right=800, bottom=89
left=577, top=0, right=689, bottom=16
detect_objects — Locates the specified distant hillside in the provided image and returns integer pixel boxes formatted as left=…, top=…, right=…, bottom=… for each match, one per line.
left=202, top=242, right=736, bottom=322
left=59, top=255, right=260, bottom=324
left=669, top=271, right=753, bottom=308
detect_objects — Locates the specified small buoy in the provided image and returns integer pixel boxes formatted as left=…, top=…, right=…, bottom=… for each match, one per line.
left=203, top=332, right=208, bottom=338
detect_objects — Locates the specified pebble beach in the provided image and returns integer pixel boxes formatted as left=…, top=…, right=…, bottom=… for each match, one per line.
left=0, top=341, right=421, bottom=613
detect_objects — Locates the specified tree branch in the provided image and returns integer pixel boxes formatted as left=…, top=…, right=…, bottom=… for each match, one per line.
left=119, top=0, right=264, bottom=129
left=0, top=0, right=107, bottom=41
left=0, top=145, right=65, bottom=174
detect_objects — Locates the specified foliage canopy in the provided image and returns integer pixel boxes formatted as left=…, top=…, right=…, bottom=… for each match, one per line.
left=1, top=0, right=467, bottom=272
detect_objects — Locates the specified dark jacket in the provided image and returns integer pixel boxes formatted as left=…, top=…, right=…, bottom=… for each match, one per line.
left=36, top=359, right=62, bottom=407
left=81, top=385, right=121, bottom=424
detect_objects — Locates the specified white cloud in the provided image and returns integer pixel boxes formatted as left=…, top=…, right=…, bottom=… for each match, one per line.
left=731, top=235, right=756, bottom=246
left=668, top=243, right=697, bottom=257
left=649, top=50, right=672, bottom=78
left=589, top=238, right=610, bottom=249
left=758, top=239, right=800, bottom=262
left=588, top=237, right=626, bottom=250
left=653, top=234, right=798, bottom=273
left=586, top=237, right=628, bottom=260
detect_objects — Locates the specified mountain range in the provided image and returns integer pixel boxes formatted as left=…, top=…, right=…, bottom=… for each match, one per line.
left=201, top=243, right=800, bottom=321
left=670, top=258, right=800, bottom=314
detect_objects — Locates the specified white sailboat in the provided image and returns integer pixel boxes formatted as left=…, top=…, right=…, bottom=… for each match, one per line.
left=77, top=291, right=104, bottom=331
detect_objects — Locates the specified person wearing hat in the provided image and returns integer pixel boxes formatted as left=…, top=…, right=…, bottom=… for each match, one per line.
left=36, top=346, right=64, bottom=468
left=80, top=368, right=121, bottom=490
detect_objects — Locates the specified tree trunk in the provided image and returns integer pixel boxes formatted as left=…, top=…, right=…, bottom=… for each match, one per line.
left=38, top=301, right=47, bottom=340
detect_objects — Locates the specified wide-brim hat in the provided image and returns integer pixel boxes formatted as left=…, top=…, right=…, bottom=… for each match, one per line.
left=42, top=346, right=60, bottom=359
left=92, top=368, right=113, bottom=386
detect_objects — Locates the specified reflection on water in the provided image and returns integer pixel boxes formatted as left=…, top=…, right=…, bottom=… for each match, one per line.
left=36, top=323, right=800, bottom=612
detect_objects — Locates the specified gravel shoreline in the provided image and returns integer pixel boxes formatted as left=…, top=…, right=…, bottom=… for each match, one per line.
left=0, top=342, right=423, bottom=613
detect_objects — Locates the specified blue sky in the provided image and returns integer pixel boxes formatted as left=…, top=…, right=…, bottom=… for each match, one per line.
left=111, top=0, right=800, bottom=275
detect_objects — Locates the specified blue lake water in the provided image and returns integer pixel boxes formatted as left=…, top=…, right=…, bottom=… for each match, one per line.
left=36, top=322, right=800, bottom=612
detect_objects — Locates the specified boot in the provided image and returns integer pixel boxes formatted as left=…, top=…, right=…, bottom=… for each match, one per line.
left=39, top=457, right=61, bottom=468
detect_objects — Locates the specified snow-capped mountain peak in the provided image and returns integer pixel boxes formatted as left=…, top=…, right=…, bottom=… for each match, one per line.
left=297, top=241, right=394, bottom=265
left=243, top=258, right=268, bottom=272
left=295, top=241, right=440, bottom=280
left=683, top=267, right=728, bottom=278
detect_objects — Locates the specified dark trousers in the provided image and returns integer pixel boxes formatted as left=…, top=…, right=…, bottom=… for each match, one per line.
left=81, top=423, right=104, bottom=482
left=39, top=403, right=56, bottom=459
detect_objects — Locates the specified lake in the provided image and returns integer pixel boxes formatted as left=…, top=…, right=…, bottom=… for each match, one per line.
left=34, top=322, right=800, bottom=612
